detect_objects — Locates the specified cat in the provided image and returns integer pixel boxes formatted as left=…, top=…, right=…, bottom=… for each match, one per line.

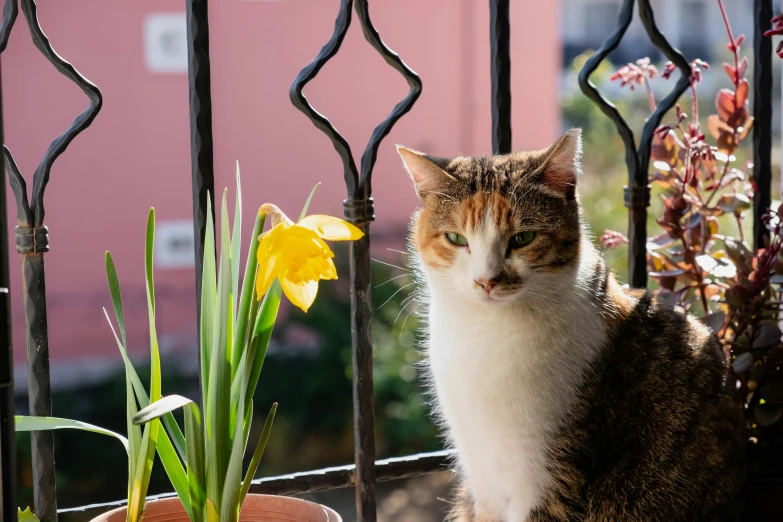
left=396, top=128, right=745, bottom=522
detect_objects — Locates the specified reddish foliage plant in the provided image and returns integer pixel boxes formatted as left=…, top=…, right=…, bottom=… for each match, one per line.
left=602, top=0, right=783, bottom=435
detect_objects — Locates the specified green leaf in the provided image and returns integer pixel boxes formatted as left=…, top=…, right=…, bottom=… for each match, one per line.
left=18, top=507, right=40, bottom=522
left=239, top=403, right=277, bottom=505
left=242, top=400, right=254, bottom=465
left=753, top=323, right=782, bottom=349
left=207, top=500, right=220, bottom=522
left=232, top=210, right=266, bottom=380
left=131, top=395, right=195, bottom=519
left=185, top=402, right=206, bottom=522
left=201, top=195, right=218, bottom=408
left=128, top=208, right=163, bottom=521
left=103, top=305, right=187, bottom=459
left=155, top=422, right=193, bottom=519
left=231, top=162, right=242, bottom=324
left=105, top=253, right=128, bottom=349
left=718, top=193, right=751, bottom=213
left=135, top=395, right=195, bottom=425
left=102, top=306, right=190, bottom=518
left=702, top=311, right=725, bottom=335
left=221, top=348, right=248, bottom=522
left=104, top=252, right=142, bottom=502
left=206, top=190, right=233, bottom=511
left=229, top=333, right=254, bottom=448
left=245, top=281, right=282, bottom=415
left=103, top=308, right=189, bottom=511
left=15, top=416, right=129, bottom=452
left=695, top=254, right=737, bottom=279
left=299, top=182, right=321, bottom=221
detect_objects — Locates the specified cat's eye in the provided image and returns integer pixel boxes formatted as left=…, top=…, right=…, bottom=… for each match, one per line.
left=509, top=231, right=536, bottom=249
left=445, top=232, right=469, bottom=247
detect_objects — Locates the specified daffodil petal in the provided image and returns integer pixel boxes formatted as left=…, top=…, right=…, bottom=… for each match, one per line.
left=256, top=226, right=283, bottom=299
left=323, top=257, right=338, bottom=280
left=259, top=203, right=294, bottom=228
left=281, top=277, right=319, bottom=313
left=255, top=259, right=278, bottom=300
left=298, top=215, right=364, bottom=241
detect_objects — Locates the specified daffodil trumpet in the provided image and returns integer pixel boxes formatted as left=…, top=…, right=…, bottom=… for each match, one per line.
left=255, top=203, right=364, bottom=312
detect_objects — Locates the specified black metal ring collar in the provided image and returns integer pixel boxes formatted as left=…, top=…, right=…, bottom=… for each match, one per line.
left=15, top=226, right=49, bottom=254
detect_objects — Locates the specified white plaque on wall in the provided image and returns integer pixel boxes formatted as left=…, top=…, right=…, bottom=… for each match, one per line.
left=155, top=220, right=196, bottom=269
left=144, top=13, right=188, bottom=73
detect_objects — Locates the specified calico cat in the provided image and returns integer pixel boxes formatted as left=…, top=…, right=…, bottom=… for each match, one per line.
left=396, top=129, right=745, bottom=522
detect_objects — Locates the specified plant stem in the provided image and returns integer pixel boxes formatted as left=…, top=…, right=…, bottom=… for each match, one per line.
left=717, top=0, right=741, bottom=87
left=644, top=77, right=657, bottom=113
left=718, top=0, right=737, bottom=57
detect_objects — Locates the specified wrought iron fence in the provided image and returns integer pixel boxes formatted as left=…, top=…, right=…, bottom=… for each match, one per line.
left=0, top=0, right=775, bottom=521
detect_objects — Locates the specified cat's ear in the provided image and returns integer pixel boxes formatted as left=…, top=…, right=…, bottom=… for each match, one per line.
left=397, top=146, right=454, bottom=199
left=536, top=128, right=582, bottom=200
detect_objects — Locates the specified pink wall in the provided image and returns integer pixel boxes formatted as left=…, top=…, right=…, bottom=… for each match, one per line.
left=3, top=0, right=560, bottom=369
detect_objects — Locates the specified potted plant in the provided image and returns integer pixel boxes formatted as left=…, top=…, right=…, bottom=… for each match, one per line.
left=15, top=168, right=359, bottom=521
left=15, top=206, right=174, bottom=522
left=95, top=169, right=359, bottom=521
left=602, top=1, right=783, bottom=519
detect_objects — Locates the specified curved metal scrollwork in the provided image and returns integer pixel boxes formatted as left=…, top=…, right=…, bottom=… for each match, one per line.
left=0, top=0, right=17, bottom=52
left=577, top=0, right=690, bottom=289
left=0, top=2, right=102, bottom=520
left=289, top=0, right=422, bottom=219
left=5, top=0, right=103, bottom=228
left=289, top=2, right=421, bottom=521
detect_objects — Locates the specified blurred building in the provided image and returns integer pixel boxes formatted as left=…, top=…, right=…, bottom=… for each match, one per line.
left=3, top=0, right=561, bottom=389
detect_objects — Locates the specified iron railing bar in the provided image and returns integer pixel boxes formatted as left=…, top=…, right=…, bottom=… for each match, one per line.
left=353, top=0, right=422, bottom=197
left=21, top=0, right=102, bottom=227
left=489, top=0, right=511, bottom=154
left=753, top=0, right=773, bottom=249
left=0, top=54, right=18, bottom=522
left=289, top=0, right=359, bottom=197
left=633, top=0, right=690, bottom=289
left=348, top=235, right=376, bottom=522
left=3, top=2, right=105, bottom=519
left=0, top=1, right=18, bottom=519
left=578, top=0, right=689, bottom=288
left=57, top=450, right=455, bottom=522
left=289, top=1, right=422, bottom=520
left=185, top=0, right=216, bottom=363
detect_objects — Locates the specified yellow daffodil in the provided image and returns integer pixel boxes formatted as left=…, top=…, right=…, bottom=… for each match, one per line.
left=256, top=203, right=364, bottom=312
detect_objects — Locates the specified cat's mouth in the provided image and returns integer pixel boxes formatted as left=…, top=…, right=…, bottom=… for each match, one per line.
left=476, top=285, right=523, bottom=302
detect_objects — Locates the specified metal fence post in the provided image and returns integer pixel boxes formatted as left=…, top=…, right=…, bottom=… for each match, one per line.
left=290, top=1, right=421, bottom=519
left=1, top=2, right=102, bottom=520
left=489, top=0, right=511, bottom=154
left=0, top=56, right=18, bottom=522
left=578, top=0, right=690, bottom=288
left=0, top=2, right=19, bottom=519
left=185, top=0, right=216, bottom=345
left=754, top=0, right=773, bottom=249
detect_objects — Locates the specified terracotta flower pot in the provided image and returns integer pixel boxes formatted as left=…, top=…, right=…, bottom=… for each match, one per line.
left=90, top=494, right=341, bottom=522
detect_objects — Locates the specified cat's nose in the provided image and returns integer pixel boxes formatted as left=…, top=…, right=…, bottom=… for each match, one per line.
left=474, top=277, right=499, bottom=293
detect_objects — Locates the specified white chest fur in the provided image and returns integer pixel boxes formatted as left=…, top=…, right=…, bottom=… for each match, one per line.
left=425, top=285, right=608, bottom=521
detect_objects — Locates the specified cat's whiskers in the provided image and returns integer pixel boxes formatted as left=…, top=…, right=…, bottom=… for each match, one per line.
left=387, top=247, right=413, bottom=256
left=377, top=282, right=418, bottom=310
left=374, top=273, right=411, bottom=289
left=371, top=258, right=412, bottom=272
left=431, top=191, right=456, bottom=202
left=400, top=303, right=424, bottom=334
